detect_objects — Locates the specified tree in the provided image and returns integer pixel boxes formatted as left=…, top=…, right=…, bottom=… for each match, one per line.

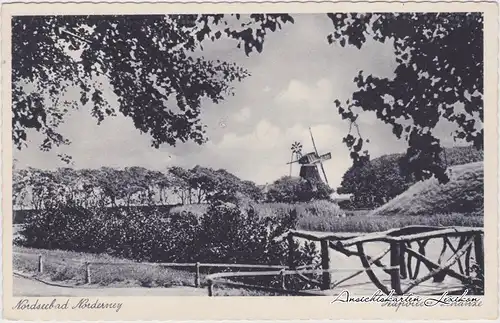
left=93, top=167, right=126, bottom=207
left=21, top=168, right=66, bottom=209
left=187, top=166, right=218, bottom=203
left=266, top=176, right=332, bottom=203
left=337, top=155, right=410, bottom=209
left=13, top=168, right=30, bottom=209
left=326, top=13, right=483, bottom=183
left=238, top=180, right=265, bottom=202
left=168, top=166, right=193, bottom=204
left=149, top=170, right=175, bottom=205
left=12, top=14, right=293, bottom=159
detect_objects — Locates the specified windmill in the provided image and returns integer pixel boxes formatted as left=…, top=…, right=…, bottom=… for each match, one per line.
left=287, top=127, right=332, bottom=188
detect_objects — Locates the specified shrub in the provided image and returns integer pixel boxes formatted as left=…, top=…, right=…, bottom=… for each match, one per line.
left=266, top=176, right=333, bottom=203
left=49, top=265, right=79, bottom=282
left=18, top=202, right=200, bottom=262
left=18, top=199, right=321, bottom=291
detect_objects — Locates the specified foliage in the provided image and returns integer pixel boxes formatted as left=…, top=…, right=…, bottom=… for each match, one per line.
left=338, top=146, right=483, bottom=209
left=265, top=176, right=333, bottom=203
left=18, top=199, right=319, bottom=289
left=12, top=14, right=296, bottom=158
left=327, top=13, right=483, bottom=183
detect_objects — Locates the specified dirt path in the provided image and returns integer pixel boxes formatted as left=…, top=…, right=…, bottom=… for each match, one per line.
left=13, top=274, right=207, bottom=297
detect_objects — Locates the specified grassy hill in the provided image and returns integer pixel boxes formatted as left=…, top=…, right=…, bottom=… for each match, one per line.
left=369, top=162, right=483, bottom=216
left=338, top=145, right=483, bottom=209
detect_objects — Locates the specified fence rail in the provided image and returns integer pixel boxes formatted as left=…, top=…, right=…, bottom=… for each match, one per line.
left=205, top=266, right=399, bottom=296
left=12, top=251, right=287, bottom=287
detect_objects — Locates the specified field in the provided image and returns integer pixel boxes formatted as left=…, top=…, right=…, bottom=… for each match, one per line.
left=169, top=201, right=483, bottom=232
left=13, top=246, right=196, bottom=288
left=296, top=213, right=483, bottom=232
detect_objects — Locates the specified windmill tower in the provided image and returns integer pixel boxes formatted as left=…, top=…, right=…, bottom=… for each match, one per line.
left=287, top=128, right=332, bottom=188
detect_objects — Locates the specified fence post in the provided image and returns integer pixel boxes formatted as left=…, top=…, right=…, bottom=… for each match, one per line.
left=85, top=262, right=91, bottom=284
left=208, top=279, right=214, bottom=297
left=280, top=269, right=286, bottom=290
left=390, top=242, right=403, bottom=294
left=474, top=233, right=484, bottom=274
left=195, top=262, right=201, bottom=288
left=287, top=233, right=294, bottom=269
left=38, top=255, right=43, bottom=273
left=320, top=239, right=331, bottom=290
left=399, top=243, right=408, bottom=279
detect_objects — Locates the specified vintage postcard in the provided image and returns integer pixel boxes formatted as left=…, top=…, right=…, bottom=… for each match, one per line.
left=1, top=0, right=498, bottom=320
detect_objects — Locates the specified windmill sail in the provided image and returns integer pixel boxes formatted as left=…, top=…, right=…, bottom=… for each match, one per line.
left=308, top=127, right=330, bottom=185
left=309, top=128, right=319, bottom=155
left=319, top=152, right=332, bottom=161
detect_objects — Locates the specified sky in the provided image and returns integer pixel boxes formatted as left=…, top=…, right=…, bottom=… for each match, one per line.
left=14, top=14, right=464, bottom=188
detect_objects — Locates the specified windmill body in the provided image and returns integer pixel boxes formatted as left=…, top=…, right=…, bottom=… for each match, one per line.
left=287, top=128, right=332, bottom=188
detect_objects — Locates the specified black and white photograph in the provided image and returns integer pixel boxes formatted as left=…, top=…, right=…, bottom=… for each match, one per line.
left=8, top=9, right=489, bottom=302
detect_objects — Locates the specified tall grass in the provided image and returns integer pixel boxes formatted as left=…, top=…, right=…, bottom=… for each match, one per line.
left=296, top=213, right=483, bottom=232
left=170, top=200, right=345, bottom=219
left=169, top=204, right=208, bottom=217
left=100, top=200, right=483, bottom=233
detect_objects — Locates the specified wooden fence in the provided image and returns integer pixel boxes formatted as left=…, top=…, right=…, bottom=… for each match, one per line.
left=12, top=252, right=287, bottom=288
left=288, top=225, right=484, bottom=295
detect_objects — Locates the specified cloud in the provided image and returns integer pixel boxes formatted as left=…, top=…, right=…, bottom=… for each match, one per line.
left=275, top=78, right=334, bottom=110
left=232, top=106, right=252, bottom=123
left=190, top=120, right=351, bottom=186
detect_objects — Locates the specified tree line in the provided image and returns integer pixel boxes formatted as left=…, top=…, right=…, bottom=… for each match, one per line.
left=12, top=165, right=265, bottom=210
left=12, top=165, right=334, bottom=211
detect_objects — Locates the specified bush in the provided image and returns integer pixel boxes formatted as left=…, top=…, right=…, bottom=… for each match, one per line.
left=18, top=200, right=321, bottom=291
left=266, top=176, right=333, bottom=203
left=19, top=202, right=199, bottom=262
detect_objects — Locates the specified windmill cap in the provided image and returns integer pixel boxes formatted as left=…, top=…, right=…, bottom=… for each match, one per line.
left=298, top=152, right=319, bottom=164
